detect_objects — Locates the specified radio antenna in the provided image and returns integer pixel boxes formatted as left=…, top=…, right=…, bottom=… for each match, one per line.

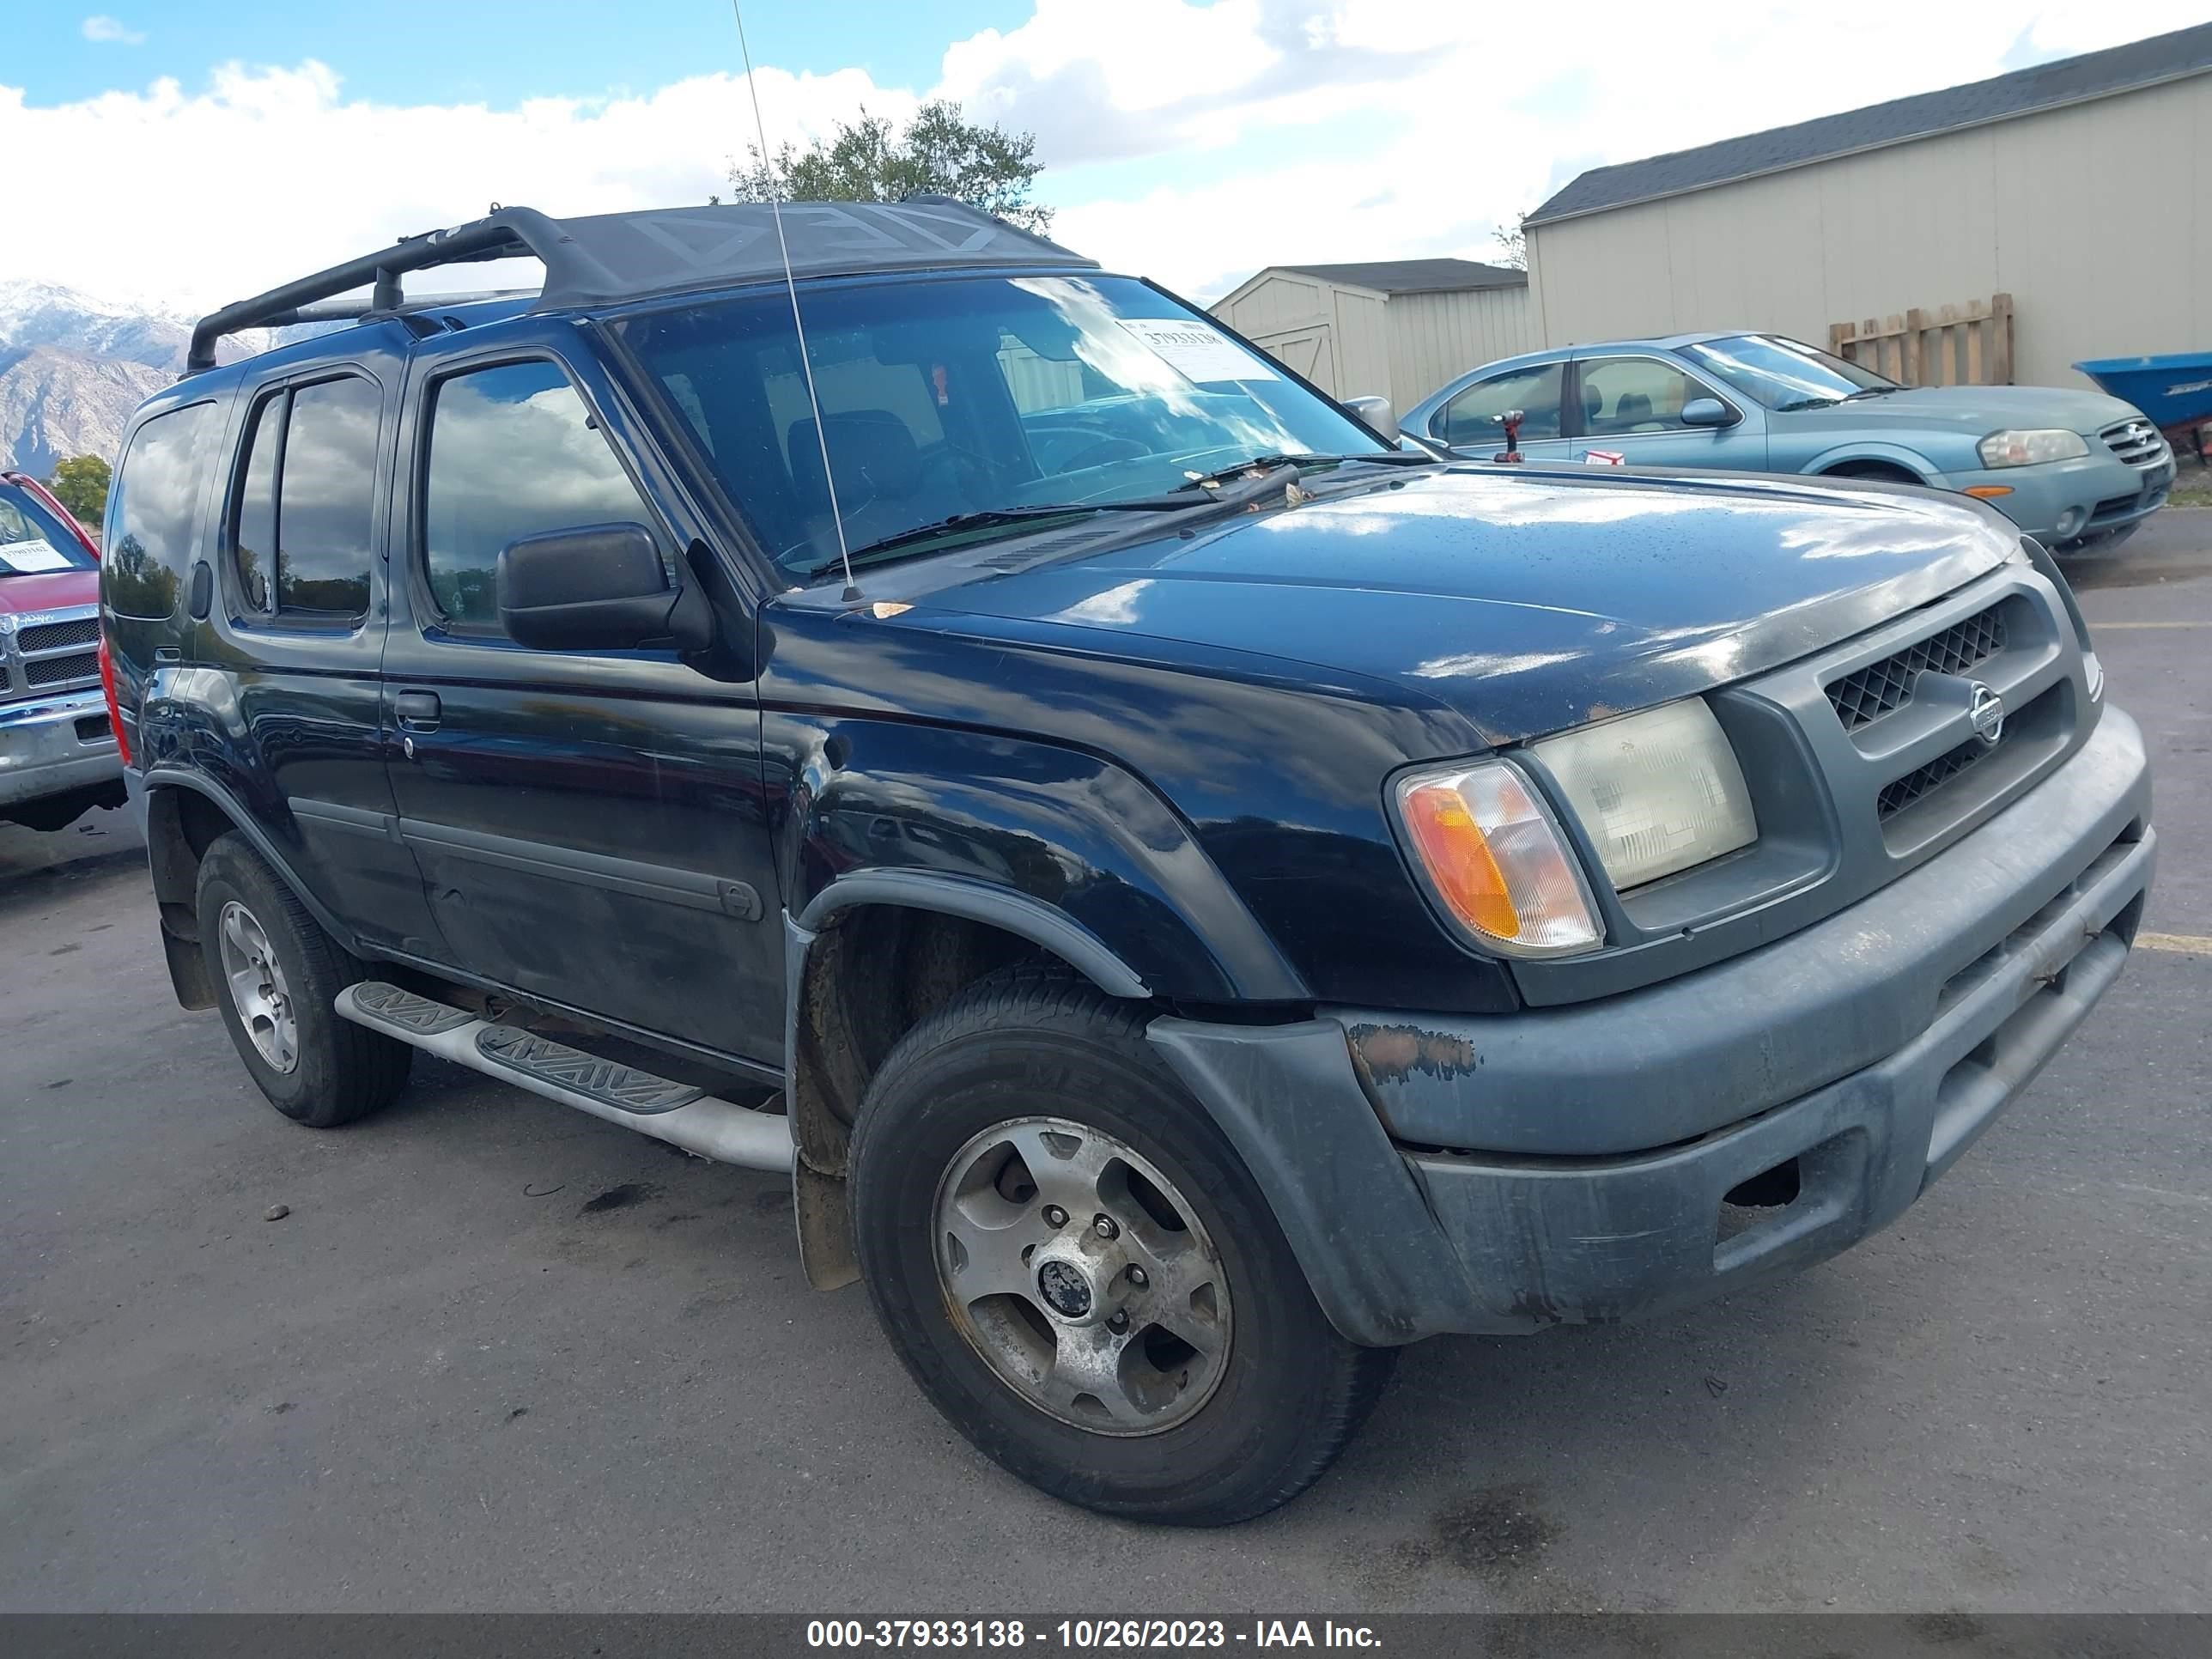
left=730, top=0, right=860, bottom=601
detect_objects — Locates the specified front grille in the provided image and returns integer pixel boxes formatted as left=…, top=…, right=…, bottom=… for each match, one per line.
left=1826, top=605, right=2007, bottom=731
left=17, top=617, right=98, bottom=653
left=25, top=650, right=98, bottom=688
left=2100, top=420, right=2164, bottom=466
left=2091, top=492, right=2141, bottom=522
left=1878, top=737, right=1993, bottom=819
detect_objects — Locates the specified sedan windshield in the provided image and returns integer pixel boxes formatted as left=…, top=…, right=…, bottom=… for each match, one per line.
left=1680, top=334, right=1899, bottom=412
left=0, top=482, right=96, bottom=575
left=614, top=274, right=1391, bottom=580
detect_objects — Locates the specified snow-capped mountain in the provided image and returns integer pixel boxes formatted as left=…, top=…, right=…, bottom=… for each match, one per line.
left=0, top=280, right=280, bottom=476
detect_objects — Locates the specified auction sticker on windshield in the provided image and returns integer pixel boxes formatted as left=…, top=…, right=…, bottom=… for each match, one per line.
left=0, top=538, right=72, bottom=574
left=1117, top=318, right=1277, bottom=384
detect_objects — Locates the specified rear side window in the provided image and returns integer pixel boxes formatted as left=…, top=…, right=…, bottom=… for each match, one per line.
left=106, top=403, right=216, bottom=620
left=421, top=360, right=654, bottom=632
left=1439, top=363, right=1564, bottom=446
left=229, top=375, right=379, bottom=622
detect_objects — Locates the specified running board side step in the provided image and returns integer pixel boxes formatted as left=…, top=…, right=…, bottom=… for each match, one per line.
left=335, top=981, right=793, bottom=1172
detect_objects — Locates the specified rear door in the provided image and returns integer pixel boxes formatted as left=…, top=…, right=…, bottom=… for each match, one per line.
left=378, top=322, right=784, bottom=1066
left=195, top=354, right=444, bottom=956
left=1569, top=353, right=1767, bottom=471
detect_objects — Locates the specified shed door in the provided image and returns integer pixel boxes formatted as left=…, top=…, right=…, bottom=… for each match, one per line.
left=1250, top=326, right=1335, bottom=395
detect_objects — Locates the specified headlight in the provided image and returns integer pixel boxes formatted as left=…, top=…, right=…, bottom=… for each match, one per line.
left=1533, top=700, right=1758, bottom=890
left=1393, top=760, right=1601, bottom=957
left=1978, top=428, right=2089, bottom=468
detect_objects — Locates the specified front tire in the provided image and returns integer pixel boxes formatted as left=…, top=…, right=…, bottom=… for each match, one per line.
left=849, top=964, right=1395, bottom=1525
left=195, top=834, right=410, bottom=1127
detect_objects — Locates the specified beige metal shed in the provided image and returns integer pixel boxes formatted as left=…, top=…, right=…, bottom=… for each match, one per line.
left=1209, top=259, right=1535, bottom=412
left=1523, top=21, right=2212, bottom=388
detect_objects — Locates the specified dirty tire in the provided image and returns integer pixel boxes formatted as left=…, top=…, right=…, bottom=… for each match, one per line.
left=849, top=963, right=1396, bottom=1525
left=195, top=833, right=410, bottom=1127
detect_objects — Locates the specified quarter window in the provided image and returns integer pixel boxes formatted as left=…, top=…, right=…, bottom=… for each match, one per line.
left=228, top=375, right=379, bottom=622
left=1577, top=358, right=1714, bottom=435
left=421, top=361, right=656, bottom=632
left=106, top=402, right=217, bottom=620
left=1438, top=363, right=1565, bottom=446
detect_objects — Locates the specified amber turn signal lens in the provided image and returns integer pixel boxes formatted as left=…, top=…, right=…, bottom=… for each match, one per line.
left=1393, top=762, right=1601, bottom=957
left=1962, top=484, right=2014, bottom=499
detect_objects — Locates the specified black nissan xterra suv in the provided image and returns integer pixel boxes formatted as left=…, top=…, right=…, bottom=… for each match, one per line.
left=102, top=201, right=2154, bottom=1525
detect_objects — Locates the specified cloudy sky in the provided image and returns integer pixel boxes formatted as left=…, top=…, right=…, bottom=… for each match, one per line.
left=7, top=0, right=2208, bottom=315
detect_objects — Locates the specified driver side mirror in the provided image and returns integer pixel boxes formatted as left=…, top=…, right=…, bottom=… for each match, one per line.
left=1345, top=394, right=1398, bottom=440
left=497, top=522, right=714, bottom=652
left=1681, top=398, right=1735, bottom=428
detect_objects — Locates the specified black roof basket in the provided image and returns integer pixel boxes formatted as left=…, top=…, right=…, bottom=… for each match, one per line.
left=184, top=206, right=580, bottom=375
left=185, top=199, right=1097, bottom=378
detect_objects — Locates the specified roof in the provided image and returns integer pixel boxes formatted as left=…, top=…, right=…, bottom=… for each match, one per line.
left=525, top=200, right=1094, bottom=307
left=1266, top=258, right=1527, bottom=295
left=1528, top=21, right=2212, bottom=226
left=187, top=198, right=1094, bottom=374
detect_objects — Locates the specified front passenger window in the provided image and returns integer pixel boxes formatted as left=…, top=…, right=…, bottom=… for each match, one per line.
left=422, top=361, right=657, bottom=632
left=1438, top=363, right=1564, bottom=446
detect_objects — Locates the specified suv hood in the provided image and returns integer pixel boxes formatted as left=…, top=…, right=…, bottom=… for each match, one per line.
left=904, top=466, right=2015, bottom=744
left=1791, top=382, right=2139, bottom=437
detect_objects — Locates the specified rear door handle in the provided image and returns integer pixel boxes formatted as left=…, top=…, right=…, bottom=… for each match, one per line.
left=394, top=690, right=441, bottom=732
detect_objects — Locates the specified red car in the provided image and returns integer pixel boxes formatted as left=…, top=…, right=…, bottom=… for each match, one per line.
left=0, top=471, right=123, bottom=830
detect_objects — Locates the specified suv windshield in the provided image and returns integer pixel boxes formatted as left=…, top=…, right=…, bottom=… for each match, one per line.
left=615, top=274, right=1390, bottom=579
left=0, top=481, right=97, bottom=575
left=1680, top=334, right=1899, bottom=412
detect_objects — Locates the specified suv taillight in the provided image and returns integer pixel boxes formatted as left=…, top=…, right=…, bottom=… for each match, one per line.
left=97, top=632, right=132, bottom=767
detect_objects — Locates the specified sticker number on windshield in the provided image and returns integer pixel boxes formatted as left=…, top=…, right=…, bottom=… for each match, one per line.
left=0, top=539, right=72, bottom=574
left=1117, top=319, right=1278, bottom=384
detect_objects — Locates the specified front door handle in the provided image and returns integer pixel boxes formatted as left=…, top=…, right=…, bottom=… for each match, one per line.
left=394, top=690, right=441, bottom=732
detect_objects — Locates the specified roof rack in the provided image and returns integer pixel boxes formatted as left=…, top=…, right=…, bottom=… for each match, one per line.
left=185, top=206, right=578, bottom=375
left=186, top=199, right=1095, bottom=377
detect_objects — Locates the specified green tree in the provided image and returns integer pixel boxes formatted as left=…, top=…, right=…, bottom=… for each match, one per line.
left=729, top=100, right=1053, bottom=234
left=1491, top=210, right=1531, bottom=272
left=48, top=454, right=112, bottom=528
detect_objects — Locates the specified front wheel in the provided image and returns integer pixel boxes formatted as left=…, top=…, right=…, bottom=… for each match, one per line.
left=849, top=965, right=1395, bottom=1525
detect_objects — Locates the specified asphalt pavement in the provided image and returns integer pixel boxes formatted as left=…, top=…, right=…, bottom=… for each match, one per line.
left=3, top=516, right=2207, bottom=1613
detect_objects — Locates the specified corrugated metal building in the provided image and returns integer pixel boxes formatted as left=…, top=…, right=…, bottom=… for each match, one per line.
left=1209, top=259, right=1534, bottom=410
left=1524, top=22, right=2212, bottom=387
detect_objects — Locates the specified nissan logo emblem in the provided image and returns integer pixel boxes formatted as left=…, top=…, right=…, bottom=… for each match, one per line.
left=1968, top=683, right=2005, bottom=746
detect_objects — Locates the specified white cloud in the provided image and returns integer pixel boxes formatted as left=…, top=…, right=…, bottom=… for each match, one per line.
left=0, top=60, right=909, bottom=309
left=9, top=2, right=2210, bottom=315
left=81, top=15, right=145, bottom=46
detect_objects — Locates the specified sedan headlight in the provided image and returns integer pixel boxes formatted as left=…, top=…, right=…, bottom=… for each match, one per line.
left=1393, top=760, right=1601, bottom=957
left=1978, top=428, right=2089, bottom=468
left=1532, top=700, right=1758, bottom=891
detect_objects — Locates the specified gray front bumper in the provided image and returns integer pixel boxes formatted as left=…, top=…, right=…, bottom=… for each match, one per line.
left=0, top=688, right=121, bottom=810
left=1149, top=708, right=2153, bottom=1345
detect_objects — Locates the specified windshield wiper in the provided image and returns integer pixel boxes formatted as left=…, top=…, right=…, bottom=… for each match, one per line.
left=1843, top=386, right=1899, bottom=401
left=1173, top=451, right=1432, bottom=492
left=808, top=501, right=1192, bottom=578
left=1774, top=396, right=1843, bottom=412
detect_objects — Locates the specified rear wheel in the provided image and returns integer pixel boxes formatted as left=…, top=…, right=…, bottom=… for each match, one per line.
left=195, top=834, right=410, bottom=1127
left=849, top=964, right=1395, bottom=1525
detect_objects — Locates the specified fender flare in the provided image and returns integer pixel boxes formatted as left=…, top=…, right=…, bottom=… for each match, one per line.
left=1801, top=441, right=1943, bottom=483
left=793, top=867, right=1151, bottom=999
left=141, top=767, right=361, bottom=951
